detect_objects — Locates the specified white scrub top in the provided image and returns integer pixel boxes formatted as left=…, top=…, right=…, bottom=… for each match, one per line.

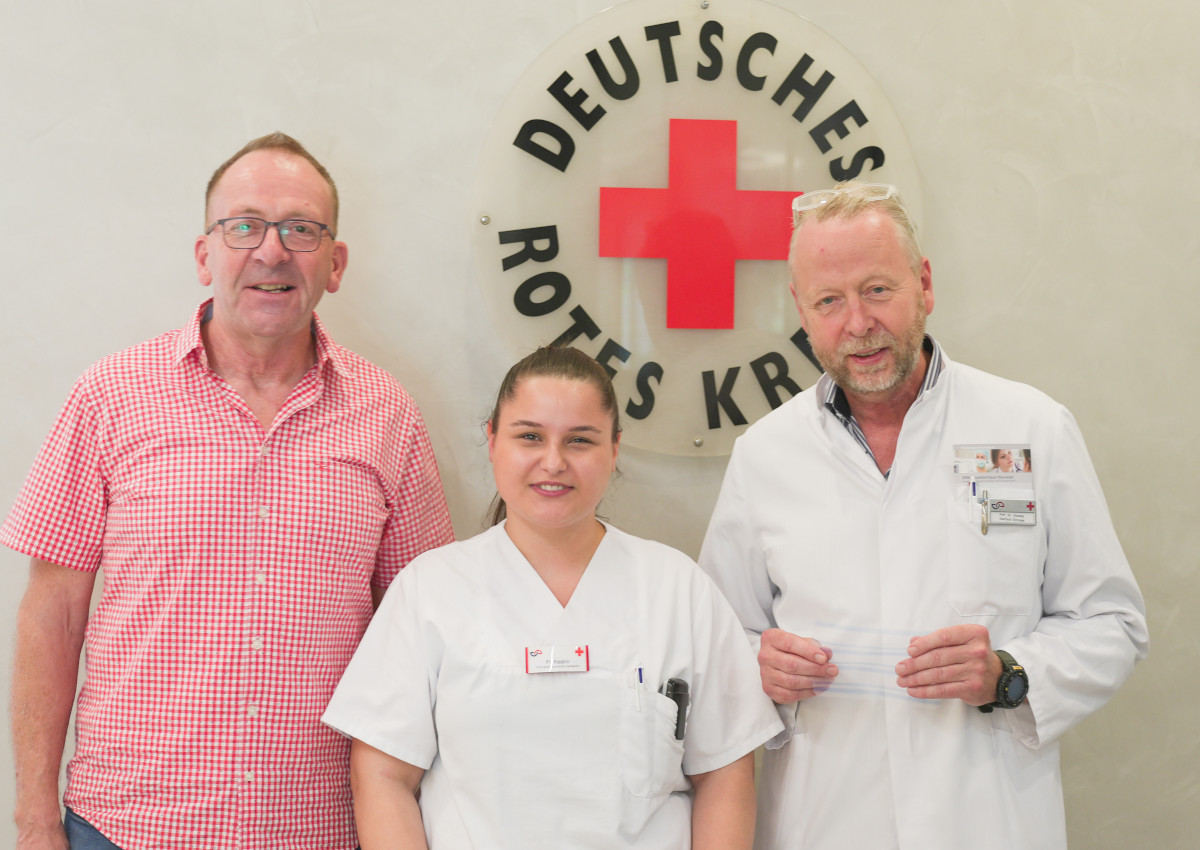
left=323, top=522, right=782, bottom=849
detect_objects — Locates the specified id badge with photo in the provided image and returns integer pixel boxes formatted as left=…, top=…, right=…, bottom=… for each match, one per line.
left=952, top=444, right=1037, bottom=532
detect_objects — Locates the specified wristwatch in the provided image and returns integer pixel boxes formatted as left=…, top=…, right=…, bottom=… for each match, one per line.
left=978, top=650, right=1028, bottom=713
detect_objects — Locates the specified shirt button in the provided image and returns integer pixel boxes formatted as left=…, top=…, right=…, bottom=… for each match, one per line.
left=259, top=444, right=269, bottom=457
left=244, top=771, right=255, bottom=782
left=254, top=572, right=267, bottom=585
left=258, top=507, right=269, bottom=519
left=247, top=704, right=259, bottom=717
left=251, top=637, right=264, bottom=651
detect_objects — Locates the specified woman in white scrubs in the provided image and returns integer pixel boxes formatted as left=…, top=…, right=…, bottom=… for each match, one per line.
left=323, top=346, right=782, bottom=849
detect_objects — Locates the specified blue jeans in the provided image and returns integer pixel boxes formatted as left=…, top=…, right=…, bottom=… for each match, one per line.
left=62, top=811, right=360, bottom=850
left=64, top=809, right=122, bottom=850
left=63, top=808, right=362, bottom=849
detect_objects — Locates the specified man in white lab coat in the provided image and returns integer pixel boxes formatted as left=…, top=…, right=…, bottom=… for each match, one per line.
left=698, top=182, right=1148, bottom=850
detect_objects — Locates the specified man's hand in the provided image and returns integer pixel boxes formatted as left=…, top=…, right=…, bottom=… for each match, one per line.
left=758, top=628, right=838, bottom=704
left=16, top=819, right=69, bottom=850
left=894, top=624, right=1003, bottom=705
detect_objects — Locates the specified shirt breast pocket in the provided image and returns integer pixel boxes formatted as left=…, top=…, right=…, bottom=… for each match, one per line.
left=946, top=499, right=1043, bottom=616
left=296, top=458, right=390, bottom=570
left=617, top=683, right=687, bottom=798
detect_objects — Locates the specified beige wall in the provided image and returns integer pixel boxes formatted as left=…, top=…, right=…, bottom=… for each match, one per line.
left=1, top=1, right=1194, bottom=845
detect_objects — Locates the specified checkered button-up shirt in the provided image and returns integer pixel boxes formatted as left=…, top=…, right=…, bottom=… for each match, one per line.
left=1, top=301, right=454, bottom=850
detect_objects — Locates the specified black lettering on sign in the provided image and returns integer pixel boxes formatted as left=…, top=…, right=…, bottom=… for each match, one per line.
left=552, top=305, right=603, bottom=346
left=737, top=32, right=776, bottom=91
left=810, top=100, right=868, bottom=154
left=789, top=327, right=822, bottom=371
left=644, top=21, right=682, bottom=83
left=586, top=37, right=640, bottom=100
left=703, top=368, right=748, bottom=429
left=750, top=351, right=803, bottom=409
left=696, top=20, right=723, bottom=81
left=499, top=225, right=559, bottom=270
left=595, top=339, right=633, bottom=378
left=513, top=120, right=575, bottom=172
left=771, top=54, right=834, bottom=123
left=549, top=71, right=606, bottom=129
left=830, top=146, right=885, bottom=180
left=626, top=361, right=663, bottom=421
left=514, top=272, right=571, bottom=317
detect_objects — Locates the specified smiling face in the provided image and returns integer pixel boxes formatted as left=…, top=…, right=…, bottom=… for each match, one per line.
left=487, top=375, right=619, bottom=539
left=194, top=149, right=348, bottom=351
left=789, top=209, right=933, bottom=406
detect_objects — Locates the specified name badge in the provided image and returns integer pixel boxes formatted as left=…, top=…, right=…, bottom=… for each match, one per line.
left=988, top=497, right=1037, bottom=526
left=525, top=645, right=590, bottom=673
left=952, top=443, right=1038, bottom=533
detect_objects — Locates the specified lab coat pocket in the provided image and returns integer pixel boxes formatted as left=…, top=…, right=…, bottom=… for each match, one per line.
left=946, top=500, right=1041, bottom=616
left=618, top=687, right=686, bottom=798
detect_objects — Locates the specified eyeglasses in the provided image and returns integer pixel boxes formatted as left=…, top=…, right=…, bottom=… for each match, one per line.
left=206, top=217, right=334, bottom=252
left=792, top=184, right=898, bottom=224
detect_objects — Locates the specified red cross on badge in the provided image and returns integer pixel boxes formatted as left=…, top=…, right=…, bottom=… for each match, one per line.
left=1027, top=502, right=1035, bottom=511
left=575, top=646, right=585, bottom=656
left=599, top=118, right=801, bottom=330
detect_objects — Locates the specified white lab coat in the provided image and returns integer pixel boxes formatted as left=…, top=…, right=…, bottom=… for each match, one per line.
left=699, top=354, right=1147, bottom=850
left=324, top=522, right=782, bottom=849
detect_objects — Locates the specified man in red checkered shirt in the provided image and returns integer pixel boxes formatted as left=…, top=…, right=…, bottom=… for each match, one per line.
left=2, top=133, right=455, bottom=850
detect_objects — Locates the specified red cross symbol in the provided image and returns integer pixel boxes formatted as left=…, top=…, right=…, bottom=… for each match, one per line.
left=575, top=646, right=585, bottom=656
left=599, top=119, right=800, bottom=329
left=1027, top=502, right=1035, bottom=511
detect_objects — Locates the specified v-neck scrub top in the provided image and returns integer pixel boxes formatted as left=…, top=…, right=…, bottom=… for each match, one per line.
left=323, top=522, right=783, bottom=848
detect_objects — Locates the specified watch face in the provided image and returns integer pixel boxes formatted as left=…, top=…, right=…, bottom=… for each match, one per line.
left=1006, top=675, right=1027, bottom=702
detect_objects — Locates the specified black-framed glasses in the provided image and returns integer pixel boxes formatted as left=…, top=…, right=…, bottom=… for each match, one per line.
left=205, top=217, right=334, bottom=252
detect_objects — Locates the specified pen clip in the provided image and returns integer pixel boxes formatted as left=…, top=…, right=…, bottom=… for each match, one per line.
left=980, top=489, right=989, bottom=536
